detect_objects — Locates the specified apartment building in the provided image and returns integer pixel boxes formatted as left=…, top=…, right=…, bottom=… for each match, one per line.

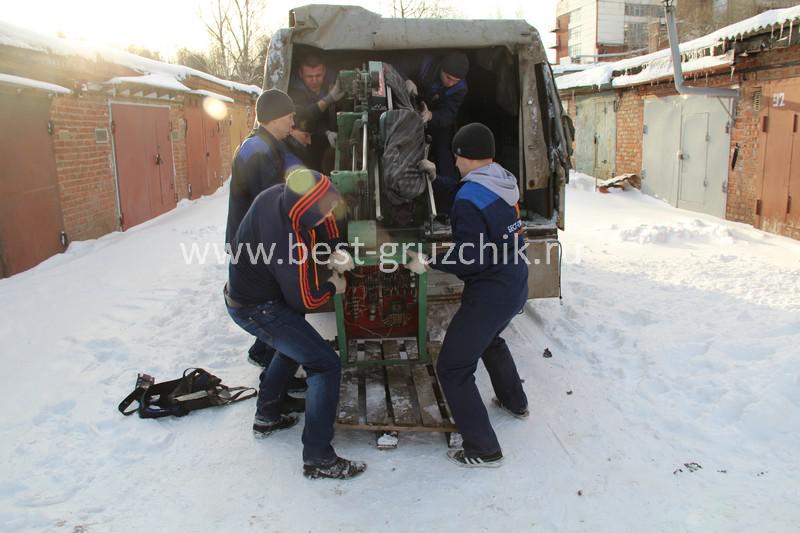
left=553, top=0, right=664, bottom=63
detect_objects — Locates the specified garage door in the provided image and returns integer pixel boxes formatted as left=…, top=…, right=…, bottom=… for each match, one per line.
left=575, top=93, right=616, bottom=180
left=111, top=103, right=176, bottom=230
left=185, top=96, right=223, bottom=198
left=642, top=95, right=730, bottom=218
left=755, top=79, right=800, bottom=234
left=0, top=92, right=65, bottom=277
left=229, top=105, right=252, bottom=160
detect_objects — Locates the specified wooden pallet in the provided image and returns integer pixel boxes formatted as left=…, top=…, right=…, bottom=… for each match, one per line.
left=336, top=339, right=457, bottom=433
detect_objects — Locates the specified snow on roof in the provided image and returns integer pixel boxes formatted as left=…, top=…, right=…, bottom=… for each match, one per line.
left=613, top=49, right=735, bottom=88
left=189, top=89, right=235, bottom=103
left=556, top=63, right=616, bottom=90
left=557, top=5, right=800, bottom=91
left=0, top=20, right=262, bottom=97
left=106, top=74, right=191, bottom=92
left=0, top=72, right=72, bottom=94
left=551, top=63, right=596, bottom=76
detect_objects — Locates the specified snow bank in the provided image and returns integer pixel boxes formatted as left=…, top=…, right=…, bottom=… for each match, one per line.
left=617, top=219, right=737, bottom=245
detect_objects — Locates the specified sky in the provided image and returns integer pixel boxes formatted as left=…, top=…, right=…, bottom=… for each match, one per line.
left=0, top=0, right=557, bottom=61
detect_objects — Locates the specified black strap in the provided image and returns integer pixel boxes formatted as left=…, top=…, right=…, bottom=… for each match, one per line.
left=120, top=369, right=255, bottom=419
left=118, top=386, right=146, bottom=416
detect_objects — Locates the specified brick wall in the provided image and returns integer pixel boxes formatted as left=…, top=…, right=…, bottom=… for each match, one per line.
left=614, top=89, right=643, bottom=176
left=219, top=113, right=233, bottom=179
left=170, top=104, right=189, bottom=200
left=50, top=93, right=118, bottom=241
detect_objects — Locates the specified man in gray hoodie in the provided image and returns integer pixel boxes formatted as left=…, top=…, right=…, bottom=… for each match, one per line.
left=408, top=123, right=529, bottom=468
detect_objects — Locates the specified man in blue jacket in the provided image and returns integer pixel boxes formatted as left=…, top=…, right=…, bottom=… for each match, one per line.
left=409, top=123, right=529, bottom=468
left=400, top=52, right=470, bottom=213
left=226, top=89, right=308, bottom=383
left=225, top=169, right=364, bottom=480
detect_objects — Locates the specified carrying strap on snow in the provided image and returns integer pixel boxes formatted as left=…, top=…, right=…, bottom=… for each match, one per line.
left=118, top=368, right=256, bottom=419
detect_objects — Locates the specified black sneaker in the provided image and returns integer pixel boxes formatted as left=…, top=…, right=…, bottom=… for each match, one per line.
left=280, top=395, right=305, bottom=414
left=247, top=350, right=271, bottom=368
left=446, top=449, right=504, bottom=468
left=303, top=457, right=367, bottom=480
left=286, top=376, right=308, bottom=393
left=252, top=414, right=298, bottom=437
left=492, top=397, right=529, bottom=419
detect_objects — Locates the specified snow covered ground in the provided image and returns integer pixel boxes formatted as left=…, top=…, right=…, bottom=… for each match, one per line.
left=1, top=172, right=798, bottom=532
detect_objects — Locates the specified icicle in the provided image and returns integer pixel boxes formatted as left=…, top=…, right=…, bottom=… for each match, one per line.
left=780, top=21, right=785, bottom=40
left=789, top=19, right=794, bottom=45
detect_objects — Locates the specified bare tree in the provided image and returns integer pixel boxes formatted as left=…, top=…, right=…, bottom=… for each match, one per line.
left=388, top=0, right=456, bottom=19
left=203, top=0, right=232, bottom=79
left=175, top=48, right=212, bottom=74
left=126, top=45, right=163, bottom=62
left=200, top=0, right=270, bottom=85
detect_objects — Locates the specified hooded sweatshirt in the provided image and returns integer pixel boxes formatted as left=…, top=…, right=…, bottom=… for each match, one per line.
left=227, top=172, right=343, bottom=311
left=430, top=162, right=528, bottom=294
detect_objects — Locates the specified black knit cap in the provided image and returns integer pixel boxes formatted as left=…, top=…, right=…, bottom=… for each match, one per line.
left=452, top=123, right=495, bottom=160
left=256, top=89, right=294, bottom=124
left=441, top=52, right=469, bottom=79
left=293, top=106, right=314, bottom=133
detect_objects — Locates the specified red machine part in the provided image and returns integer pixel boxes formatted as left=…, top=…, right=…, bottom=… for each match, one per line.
left=343, top=265, right=418, bottom=339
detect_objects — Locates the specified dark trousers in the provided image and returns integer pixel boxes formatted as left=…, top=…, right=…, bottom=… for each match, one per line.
left=226, top=299, right=341, bottom=466
left=429, top=126, right=458, bottom=213
left=436, top=287, right=527, bottom=456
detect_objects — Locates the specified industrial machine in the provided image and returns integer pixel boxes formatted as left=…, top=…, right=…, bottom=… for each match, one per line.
left=328, top=61, right=434, bottom=367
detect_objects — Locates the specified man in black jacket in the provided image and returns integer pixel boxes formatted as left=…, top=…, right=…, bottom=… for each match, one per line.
left=287, top=54, right=344, bottom=171
left=225, top=89, right=306, bottom=390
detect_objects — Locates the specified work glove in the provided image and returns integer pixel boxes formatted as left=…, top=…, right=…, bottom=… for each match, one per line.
left=404, top=79, right=418, bottom=97
left=329, top=271, right=347, bottom=294
left=328, top=248, right=355, bottom=273
left=404, top=249, right=430, bottom=275
left=323, top=79, right=345, bottom=106
left=417, top=159, right=436, bottom=181
left=420, top=102, right=432, bottom=123
left=325, top=130, right=338, bottom=148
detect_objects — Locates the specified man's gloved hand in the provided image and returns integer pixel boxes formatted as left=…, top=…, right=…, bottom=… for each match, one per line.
left=404, top=79, right=418, bottom=97
left=325, top=130, right=338, bottom=148
left=420, top=102, right=432, bottom=123
left=329, top=271, right=347, bottom=294
left=417, top=159, right=436, bottom=181
left=404, top=249, right=430, bottom=275
left=328, top=248, right=354, bottom=273
left=322, top=79, right=345, bottom=106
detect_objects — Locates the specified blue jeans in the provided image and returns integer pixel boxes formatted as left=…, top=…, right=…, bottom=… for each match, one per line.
left=436, top=284, right=528, bottom=456
left=226, top=297, right=340, bottom=466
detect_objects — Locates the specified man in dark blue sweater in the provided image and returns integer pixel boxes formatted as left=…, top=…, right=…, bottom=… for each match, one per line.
left=399, top=52, right=470, bottom=214
left=225, top=169, right=364, bottom=480
left=409, top=123, right=529, bottom=468
left=225, top=89, right=308, bottom=380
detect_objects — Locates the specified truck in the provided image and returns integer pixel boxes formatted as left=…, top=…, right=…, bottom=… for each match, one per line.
left=262, top=4, right=573, bottom=444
